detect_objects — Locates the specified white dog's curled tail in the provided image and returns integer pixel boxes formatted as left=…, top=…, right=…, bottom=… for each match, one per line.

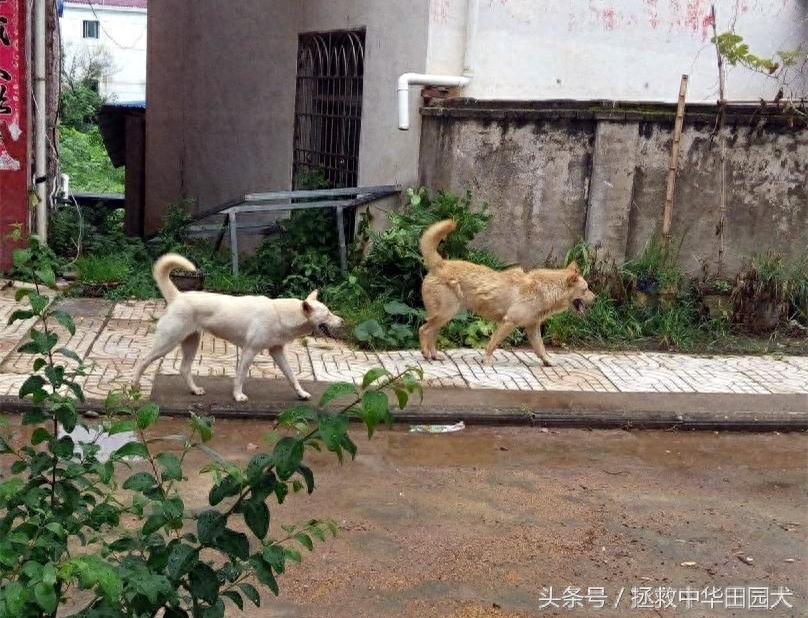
left=420, top=219, right=456, bottom=272
left=153, top=253, right=196, bottom=303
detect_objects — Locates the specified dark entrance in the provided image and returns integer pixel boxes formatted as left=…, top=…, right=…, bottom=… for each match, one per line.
left=292, top=29, right=365, bottom=192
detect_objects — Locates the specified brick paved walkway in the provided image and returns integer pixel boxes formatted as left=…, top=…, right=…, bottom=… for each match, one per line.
left=1, top=291, right=807, bottom=402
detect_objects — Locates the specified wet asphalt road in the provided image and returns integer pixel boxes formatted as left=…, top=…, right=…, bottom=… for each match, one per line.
left=148, top=419, right=807, bottom=618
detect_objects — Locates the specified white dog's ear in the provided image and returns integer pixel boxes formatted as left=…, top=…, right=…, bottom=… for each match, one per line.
left=302, top=301, right=313, bottom=316
left=306, top=290, right=319, bottom=301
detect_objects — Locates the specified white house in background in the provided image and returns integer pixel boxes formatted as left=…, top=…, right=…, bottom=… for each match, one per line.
left=60, top=0, right=147, bottom=103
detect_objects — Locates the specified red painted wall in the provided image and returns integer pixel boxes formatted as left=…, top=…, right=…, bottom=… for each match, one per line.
left=0, top=0, right=29, bottom=271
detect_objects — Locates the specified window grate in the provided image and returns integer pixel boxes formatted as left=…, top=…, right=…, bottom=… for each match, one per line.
left=293, top=29, right=365, bottom=191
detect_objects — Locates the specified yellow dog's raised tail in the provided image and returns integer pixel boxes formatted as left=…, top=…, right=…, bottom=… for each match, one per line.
left=420, top=219, right=457, bottom=271
left=152, top=253, right=196, bottom=304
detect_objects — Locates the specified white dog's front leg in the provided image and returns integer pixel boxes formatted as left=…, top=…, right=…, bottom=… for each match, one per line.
left=270, top=346, right=311, bottom=400
left=232, top=346, right=258, bottom=402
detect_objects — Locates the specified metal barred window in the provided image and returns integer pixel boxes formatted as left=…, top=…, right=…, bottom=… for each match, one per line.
left=293, top=29, right=365, bottom=190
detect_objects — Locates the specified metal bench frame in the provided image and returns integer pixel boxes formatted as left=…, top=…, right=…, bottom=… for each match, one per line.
left=188, top=185, right=400, bottom=275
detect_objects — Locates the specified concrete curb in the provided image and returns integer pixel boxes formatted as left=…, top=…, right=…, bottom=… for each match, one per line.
left=3, top=378, right=805, bottom=432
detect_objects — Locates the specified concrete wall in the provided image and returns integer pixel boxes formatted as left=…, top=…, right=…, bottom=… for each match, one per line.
left=145, top=0, right=429, bottom=234
left=61, top=2, right=147, bottom=102
left=427, top=0, right=806, bottom=102
left=419, top=102, right=808, bottom=276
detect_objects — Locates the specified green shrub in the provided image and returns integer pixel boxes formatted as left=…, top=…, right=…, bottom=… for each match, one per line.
left=1, top=236, right=424, bottom=616
left=356, top=187, right=491, bottom=307
left=74, top=254, right=132, bottom=283
left=58, top=125, right=125, bottom=194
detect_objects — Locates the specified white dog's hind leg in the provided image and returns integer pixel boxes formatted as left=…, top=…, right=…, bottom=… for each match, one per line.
left=132, top=335, right=182, bottom=391
left=232, top=346, right=258, bottom=402
left=270, top=346, right=311, bottom=400
left=180, top=332, right=205, bottom=395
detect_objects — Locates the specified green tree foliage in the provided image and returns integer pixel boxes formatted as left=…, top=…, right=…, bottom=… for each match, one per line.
left=0, top=236, right=424, bottom=617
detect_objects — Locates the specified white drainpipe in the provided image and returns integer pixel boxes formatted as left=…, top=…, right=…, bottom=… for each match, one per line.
left=34, top=0, right=48, bottom=241
left=397, top=0, right=479, bottom=130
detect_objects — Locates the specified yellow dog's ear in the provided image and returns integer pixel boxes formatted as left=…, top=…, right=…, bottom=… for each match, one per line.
left=566, top=261, right=580, bottom=274
left=566, top=273, right=580, bottom=287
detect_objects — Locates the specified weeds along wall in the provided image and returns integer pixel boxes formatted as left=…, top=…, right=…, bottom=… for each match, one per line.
left=418, top=101, right=808, bottom=276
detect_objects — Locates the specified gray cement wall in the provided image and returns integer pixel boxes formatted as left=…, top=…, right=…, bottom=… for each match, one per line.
left=145, top=1, right=429, bottom=235
left=419, top=102, right=808, bottom=276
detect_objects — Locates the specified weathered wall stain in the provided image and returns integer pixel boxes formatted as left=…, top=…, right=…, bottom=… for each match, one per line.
left=419, top=102, right=807, bottom=275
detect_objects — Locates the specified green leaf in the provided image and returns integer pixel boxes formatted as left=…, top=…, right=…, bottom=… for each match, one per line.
left=112, top=440, right=150, bottom=460
left=165, top=542, right=198, bottom=581
left=245, top=452, right=274, bottom=484
left=7, top=309, right=34, bottom=324
left=142, top=513, right=167, bottom=535
left=44, top=364, right=65, bottom=388
left=14, top=287, right=32, bottom=302
left=249, top=557, right=279, bottom=596
left=284, top=547, right=302, bottom=564
left=29, top=292, right=50, bottom=314
left=51, top=310, right=76, bottom=335
left=53, top=402, right=78, bottom=432
left=106, top=419, right=136, bottom=435
left=393, top=387, right=409, bottom=410
left=200, top=598, right=225, bottom=618
left=56, top=347, right=83, bottom=364
left=317, top=413, right=349, bottom=452
left=353, top=319, right=385, bottom=342
left=362, top=367, right=391, bottom=389
left=297, top=464, right=315, bottom=494
left=64, top=379, right=85, bottom=402
left=156, top=452, right=183, bottom=481
left=383, top=300, right=417, bottom=316
left=242, top=499, right=269, bottom=539
left=208, top=475, right=241, bottom=506
left=33, top=357, right=47, bottom=371
left=276, top=404, right=317, bottom=427
left=42, top=562, right=58, bottom=585
left=272, top=437, right=304, bottom=481
left=136, top=402, right=160, bottom=429
left=318, top=381, right=357, bottom=406
left=221, top=589, right=244, bottom=610
left=340, top=434, right=358, bottom=459
left=238, top=582, right=261, bottom=607
left=122, top=471, right=159, bottom=493
left=3, top=581, right=28, bottom=614
left=52, top=435, right=75, bottom=458
left=295, top=532, right=314, bottom=551
left=33, top=581, right=58, bottom=613
left=13, top=248, right=32, bottom=268
left=214, top=528, right=249, bottom=560
left=261, top=545, right=285, bottom=573
left=18, top=375, right=46, bottom=399
left=360, top=390, right=392, bottom=438
left=197, top=510, right=226, bottom=545
left=34, top=267, right=57, bottom=289
left=31, top=426, right=52, bottom=445
left=22, top=407, right=50, bottom=425
left=188, top=562, right=219, bottom=604
left=190, top=413, right=214, bottom=442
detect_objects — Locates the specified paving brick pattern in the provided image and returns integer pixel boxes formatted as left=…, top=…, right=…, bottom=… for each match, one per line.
left=1, top=298, right=806, bottom=401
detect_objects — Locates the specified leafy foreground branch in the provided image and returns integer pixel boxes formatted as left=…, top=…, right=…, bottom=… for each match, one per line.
left=0, top=235, right=424, bottom=618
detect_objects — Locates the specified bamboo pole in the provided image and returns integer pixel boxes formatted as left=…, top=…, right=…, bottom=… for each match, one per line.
left=710, top=4, right=727, bottom=277
left=662, top=74, right=689, bottom=250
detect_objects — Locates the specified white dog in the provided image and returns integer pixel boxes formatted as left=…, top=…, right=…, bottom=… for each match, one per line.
left=132, top=253, right=344, bottom=402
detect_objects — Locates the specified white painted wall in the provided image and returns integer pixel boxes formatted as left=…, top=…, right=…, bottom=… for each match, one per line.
left=427, top=0, right=807, bottom=103
left=61, top=2, right=147, bottom=102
